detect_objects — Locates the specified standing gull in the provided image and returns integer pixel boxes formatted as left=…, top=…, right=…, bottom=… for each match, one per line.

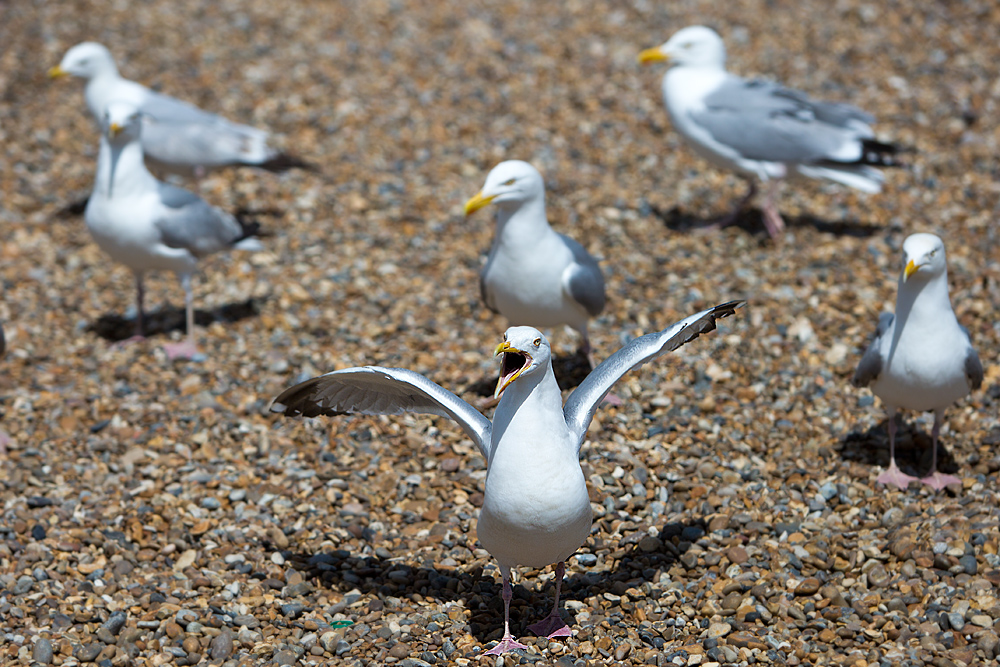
left=638, top=26, right=899, bottom=239
left=86, top=102, right=263, bottom=360
left=272, top=301, right=742, bottom=654
left=49, top=42, right=312, bottom=177
left=852, top=233, right=982, bottom=490
left=465, top=160, right=606, bottom=364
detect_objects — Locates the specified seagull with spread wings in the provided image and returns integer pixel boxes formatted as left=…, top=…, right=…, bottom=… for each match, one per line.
left=272, top=301, right=742, bottom=654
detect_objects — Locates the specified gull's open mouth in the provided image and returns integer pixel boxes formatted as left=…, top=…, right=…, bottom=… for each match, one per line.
left=495, top=347, right=531, bottom=399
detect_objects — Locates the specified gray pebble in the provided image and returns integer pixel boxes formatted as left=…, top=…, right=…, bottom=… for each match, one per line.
left=881, top=507, right=904, bottom=527
left=959, top=554, right=977, bottom=575
left=102, top=610, right=127, bottom=636
left=335, top=640, right=352, bottom=655
left=281, top=603, right=305, bottom=619
left=33, top=638, right=53, bottom=664
left=75, top=642, right=103, bottom=662
left=575, top=553, right=597, bottom=566
left=210, top=630, right=234, bottom=660
left=201, top=497, right=221, bottom=510
left=95, top=627, right=115, bottom=644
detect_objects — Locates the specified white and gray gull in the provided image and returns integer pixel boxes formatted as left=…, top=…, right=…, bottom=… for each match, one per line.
left=465, top=160, right=606, bottom=364
left=271, top=301, right=742, bottom=654
left=50, top=42, right=312, bottom=177
left=85, top=102, right=264, bottom=360
left=852, top=233, right=982, bottom=490
left=639, top=26, right=899, bottom=240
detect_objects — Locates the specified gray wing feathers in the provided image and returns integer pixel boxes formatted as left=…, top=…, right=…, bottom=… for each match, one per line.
left=963, top=338, right=984, bottom=391
left=140, top=90, right=273, bottom=168
left=154, top=184, right=243, bottom=257
left=851, top=312, right=893, bottom=388
left=562, top=301, right=743, bottom=448
left=560, top=235, right=605, bottom=317
left=693, top=78, right=871, bottom=163
left=271, top=367, right=493, bottom=458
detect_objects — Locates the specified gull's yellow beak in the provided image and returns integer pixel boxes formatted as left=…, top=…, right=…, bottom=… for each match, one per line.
left=464, top=191, right=496, bottom=216
left=638, top=48, right=668, bottom=65
left=904, top=259, right=919, bottom=280
left=47, top=66, right=68, bottom=79
left=494, top=341, right=527, bottom=399
left=109, top=122, right=123, bottom=139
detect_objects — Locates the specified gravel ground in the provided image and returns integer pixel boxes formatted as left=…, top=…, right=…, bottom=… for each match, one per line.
left=2, top=1, right=1000, bottom=666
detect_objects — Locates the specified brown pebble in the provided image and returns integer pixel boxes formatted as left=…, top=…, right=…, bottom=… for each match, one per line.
left=266, top=527, right=290, bottom=549
left=388, top=643, right=410, bottom=658
left=794, top=578, right=821, bottom=596
left=164, top=622, right=182, bottom=639
left=726, top=546, right=748, bottom=564
left=182, top=637, right=200, bottom=654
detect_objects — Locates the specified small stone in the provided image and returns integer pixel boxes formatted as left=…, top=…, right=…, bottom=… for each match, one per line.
left=273, top=649, right=298, bottom=665
left=281, top=603, right=306, bottom=619
left=707, top=623, right=731, bottom=638
left=33, top=638, right=54, bottom=664
left=209, top=630, right=234, bottom=660
left=389, top=643, right=411, bottom=658
left=103, top=611, right=127, bottom=635
left=267, top=526, right=290, bottom=549
left=680, top=552, right=699, bottom=569
left=638, top=535, right=662, bottom=552
left=867, top=564, right=890, bottom=587
left=726, top=546, right=748, bottom=564
left=182, top=637, right=200, bottom=654
left=959, top=555, right=978, bottom=575
left=575, top=553, right=597, bottom=566
left=164, top=621, right=182, bottom=638
left=977, top=632, right=998, bottom=658
left=75, top=642, right=104, bottom=662
left=95, top=627, right=115, bottom=644
left=881, top=506, right=904, bottom=527
left=794, top=578, right=820, bottom=595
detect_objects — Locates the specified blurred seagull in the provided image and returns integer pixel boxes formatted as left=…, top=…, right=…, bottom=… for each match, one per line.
left=85, top=102, right=264, bottom=360
left=272, top=301, right=742, bottom=654
left=639, top=26, right=900, bottom=239
left=50, top=42, right=313, bottom=178
left=852, top=233, right=982, bottom=490
left=465, top=161, right=606, bottom=365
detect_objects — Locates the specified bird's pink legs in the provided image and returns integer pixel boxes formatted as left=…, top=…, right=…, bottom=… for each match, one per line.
left=484, top=567, right=528, bottom=656
left=760, top=179, right=786, bottom=240
left=526, top=562, right=572, bottom=639
left=877, top=412, right=917, bottom=489
left=162, top=274, right=204, bottom=361
left=921, top=410, right=961, bottom=490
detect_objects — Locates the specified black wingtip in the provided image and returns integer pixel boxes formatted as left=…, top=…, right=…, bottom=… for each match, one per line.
left=859, top=139, right=908, bottom=168
left=257, top=153, right=321, bottom=174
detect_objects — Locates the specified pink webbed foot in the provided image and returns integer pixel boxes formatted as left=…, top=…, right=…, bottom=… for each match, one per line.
left=527, top=613, right=571, bottom=639
left=162, top=340, right=205, bottom=362
left=483, top=634, right=529, bottom=656
left=921, top=472, right=962, bottom=491
left=876, top=463, right=918, bottom=490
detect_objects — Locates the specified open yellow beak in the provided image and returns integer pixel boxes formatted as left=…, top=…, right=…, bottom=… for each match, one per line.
left=47, top=66, right=68, bottom=79
left=638, top=48, right=668, bottom=64
left=904, top=259, right=919, bottom=280
left=109, top=122, right=123, bottom=139
left=464, top=191, right=496, bottom=216
left=494, top=341, right=527, bottom=399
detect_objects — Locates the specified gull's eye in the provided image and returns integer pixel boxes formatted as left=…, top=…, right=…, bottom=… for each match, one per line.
left=502, top=178, right=516, bottom=186
left=503, top=333, right=507, bottom=341
left=533, top=338, right=541, bottom=347
left=683, top=42, right=694, bottom=49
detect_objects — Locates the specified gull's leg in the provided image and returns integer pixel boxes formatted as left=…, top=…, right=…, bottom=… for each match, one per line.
left=760, top=179, right=786, bottom=240
left=163, top=274, right=203, bottom=361
left=699, top=179, right=757, bottom=231
left=484, top=567, right=528, bottom=655
left=526, top=562, right=572, bottom=639
left=921, top=409, right=962, bottom=490
left=113, top=272, right=147, bottom=348
left=877, top=409, right=917, bottom=489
